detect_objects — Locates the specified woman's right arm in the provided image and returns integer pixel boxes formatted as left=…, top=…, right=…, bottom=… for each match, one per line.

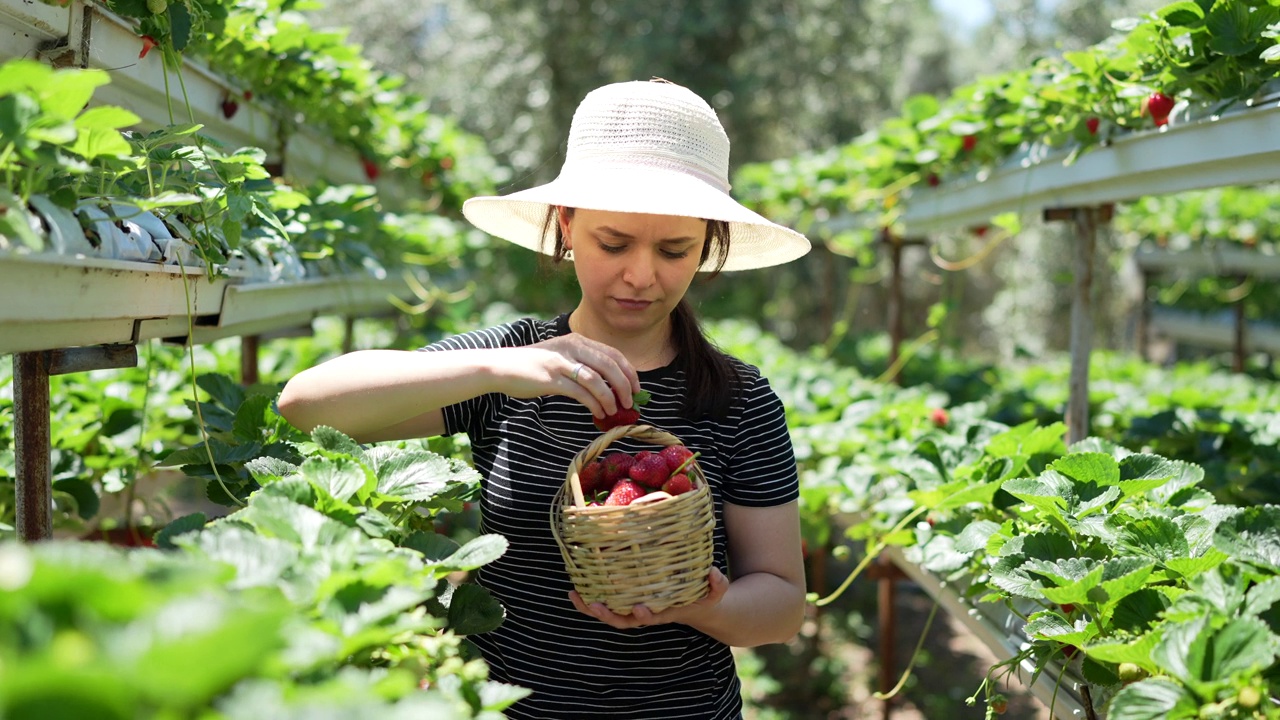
left=276, top=338, right=641, bottom=444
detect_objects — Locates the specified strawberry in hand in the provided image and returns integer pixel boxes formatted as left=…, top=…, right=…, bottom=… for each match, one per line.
left=593, top=390, right=651, bottom=432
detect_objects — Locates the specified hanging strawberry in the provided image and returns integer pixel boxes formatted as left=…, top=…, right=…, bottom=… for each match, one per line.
left=1144, top=92, right=1175, bottom=127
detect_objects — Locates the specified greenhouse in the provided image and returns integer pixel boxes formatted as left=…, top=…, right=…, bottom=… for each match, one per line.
left=2, top=0, right=1279, bottom=718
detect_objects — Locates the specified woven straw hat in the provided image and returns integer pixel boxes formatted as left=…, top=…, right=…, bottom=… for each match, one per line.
left=461, top=80, right=811, bottom=272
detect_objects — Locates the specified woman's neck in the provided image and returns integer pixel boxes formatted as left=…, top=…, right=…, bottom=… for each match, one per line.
left=567, top=308, right=674, bottom=371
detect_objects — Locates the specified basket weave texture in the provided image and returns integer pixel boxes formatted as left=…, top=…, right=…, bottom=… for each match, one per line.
left=551, top=424, right=715, bottom=614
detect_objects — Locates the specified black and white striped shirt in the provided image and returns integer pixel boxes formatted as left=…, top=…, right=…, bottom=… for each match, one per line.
left=423, top=314, right=798, bottom=719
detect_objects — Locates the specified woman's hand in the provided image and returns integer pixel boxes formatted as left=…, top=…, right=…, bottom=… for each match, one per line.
left=568, top=567, right=730, bottom=630
left=496, top=334, right=642, bottom=418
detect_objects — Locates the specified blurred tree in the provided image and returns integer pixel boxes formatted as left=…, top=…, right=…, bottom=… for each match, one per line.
left=313, top=0, right=953, bottom=185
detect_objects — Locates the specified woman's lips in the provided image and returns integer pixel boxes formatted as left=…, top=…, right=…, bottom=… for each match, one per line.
left=614, top=298, right=653, bottom=310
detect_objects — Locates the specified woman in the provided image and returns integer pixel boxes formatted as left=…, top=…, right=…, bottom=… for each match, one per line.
left=278, top=79, right=812, bottom=719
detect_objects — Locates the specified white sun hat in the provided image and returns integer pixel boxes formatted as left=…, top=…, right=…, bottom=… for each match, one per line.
left=461, top=80, right=811, bottom=272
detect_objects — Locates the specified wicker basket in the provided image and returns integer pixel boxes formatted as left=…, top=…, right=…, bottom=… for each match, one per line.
left=550, top=424, right=715, bottom=614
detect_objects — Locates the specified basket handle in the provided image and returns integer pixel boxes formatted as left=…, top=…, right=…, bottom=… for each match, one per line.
left=566, top=424, right=687, bottom=507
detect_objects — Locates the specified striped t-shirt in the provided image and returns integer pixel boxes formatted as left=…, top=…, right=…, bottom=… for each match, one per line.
left=422, top=313, right=799, bottom=719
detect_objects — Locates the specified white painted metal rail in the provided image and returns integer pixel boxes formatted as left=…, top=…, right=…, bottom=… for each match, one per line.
left=903, top=102, right=1280, bottom=234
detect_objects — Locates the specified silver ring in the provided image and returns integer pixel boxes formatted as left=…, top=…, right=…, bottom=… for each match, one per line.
left=571, top=363, right=585, bottom=382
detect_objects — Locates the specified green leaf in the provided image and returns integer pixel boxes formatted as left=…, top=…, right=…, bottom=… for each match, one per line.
left=478, top=681, right=533, bottom=712
left=37, top=69, right=111, bottom=121
left=1207, top=1, right=1278, bottom=56
left=445, top=583, right=505, bottom=635
left=1110, top=589, right=1171, bottom=635
left=1264, top=44, right=1280, bottom=63
left=244, top=456, right=298, bottom=483
left=52, top=477, right=99, bottom=520
left=1207, top=616, right=1278, bottom=680
left=69, top=127, right=132, bottom=161
left=1112, top=515, right=1190, bottom=563
left=133, top=192, right=202, bottom=211
left=1099, top=558, right=1157, bottom=609
left=1105, top=678, right=1198, bottom=720
left=74, top=106, right=140, bottom=131
left=167, top=0, right=192, bottom=51
left=1003, top=471, right=1073, bottom=522
left=1025, top=611, right=1096, bottom=647
left=196, top=373, right=245, bottom=412
left=1151, top=616, right=1209, bottom=687
left=954, top=520, right=1002, bottom=554
left=435, top=534, right=508, bottom=573
left=310, top=425, right=366, bottom=460
left=155, top=512, right=207, bottom=549
left=1158, top=1, right=1207, bottom=26
left=1052, top=452, right=1119, bottom=485
left=1164, top=549, right=1228, bottom=580
left=1213, top=506, right=1280, bottom=572
left=989, top=556, right=1044, bottom=599
left=300, top=457, right=370, bottom=504
left=372, top=451, right=474, bottom=503
left=1244, top=577, right=1280, bottom=616
left=1088, top=629, right=1161, bottom=667
left=403, top=530, right=461, bottom=562
left=232, top=394, right=272, bottom=443
left=184, top=526, right=298, bottom=589
left=1116, top=454, right=1180, bottom=497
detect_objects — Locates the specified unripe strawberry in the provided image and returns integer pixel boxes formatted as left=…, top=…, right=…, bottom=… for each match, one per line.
left=605, top=480, right=646, bottom=506
left=147, top=0, right=167, bottom=13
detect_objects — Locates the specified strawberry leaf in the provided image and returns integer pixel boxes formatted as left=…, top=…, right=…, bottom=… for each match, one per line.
left=1105, top=679, right=1197, bottom=720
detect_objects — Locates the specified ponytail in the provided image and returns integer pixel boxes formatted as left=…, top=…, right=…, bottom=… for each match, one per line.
left=544, top=207, right=743, bottom=420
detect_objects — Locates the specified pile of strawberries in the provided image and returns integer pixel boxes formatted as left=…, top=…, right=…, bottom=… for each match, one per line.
left=577, top=444, right=698, bottom=506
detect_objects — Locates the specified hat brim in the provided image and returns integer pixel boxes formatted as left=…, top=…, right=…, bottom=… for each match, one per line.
left=462, top=165, right=811, bottom=272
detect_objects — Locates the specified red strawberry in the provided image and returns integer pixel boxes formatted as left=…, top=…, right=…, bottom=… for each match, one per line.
left=605, top=480, right=646, bottom=506
left=243, top=90, right=253, bottom=101
left=593, top=390, right=651, bottom=432
left=658, top=445, right=695, bottom=473
left=628, top=451, right=668, bottom=488
left=1059, top=603, right=1076, bottom=615
left=961, top=134, right=977, bottom=152
left=439, top=156, right=454, bottom=170
left=661, top=473, right=692, bottom=495
left=1085, top=117, right=1100, bottom=135
left=220, top=96, right=239, bottom=119
left=361, top=157, right=380, bottom=181
left=1145, top=92, right=1174, bottom=127
left=577, top=459, right=606, bottom=496
left=927, top=173, right=940, bottom=187
left=139, top=35, right=158, bottom=59
left=600, top=451, right=633, bottom=486
left=970, top=224, right=989, bottom=238
left=930, top=408, right=949, bottom=428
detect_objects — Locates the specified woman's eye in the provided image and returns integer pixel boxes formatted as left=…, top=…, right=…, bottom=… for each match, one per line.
left=661, top=249, right=690, bottom=259
left=599, top=243, right=626, bottom=254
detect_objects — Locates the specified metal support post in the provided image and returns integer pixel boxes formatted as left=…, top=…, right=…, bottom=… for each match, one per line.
left=1044, top=205, right=1112, bottom=444
left=241, top=335, right=260, bottom=386
left=13, top=344, right=137, bottom=542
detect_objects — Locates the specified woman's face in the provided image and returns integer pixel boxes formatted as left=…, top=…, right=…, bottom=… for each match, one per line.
left=561, top=208, right=706, bottom=336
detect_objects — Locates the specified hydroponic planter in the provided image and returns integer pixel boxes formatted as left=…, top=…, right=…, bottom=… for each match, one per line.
left=1150, top=308, right=1280, bottom=354
left=0, top=254, right=234, bottom=354
left=185, top=274, right=411, bottom=344
left=902, top=104, right=1280, bottom=234
left=0, top=0, right=383, bottom=189
left=883, top=546, right=1093, bottom=720
left=1134, top=246, right=1280, bottom=279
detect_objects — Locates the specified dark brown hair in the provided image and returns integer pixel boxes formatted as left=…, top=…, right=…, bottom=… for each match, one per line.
left=542, top=207, right=742, bottom=420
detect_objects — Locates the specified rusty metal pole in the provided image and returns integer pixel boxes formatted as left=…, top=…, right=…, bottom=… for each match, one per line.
left=13, top=352, right=52, bottom=542
left=1232, top=277, right=1246, bottom=374
left=878, top=556, right=897, bottom=720
left=241, top=335, right=260, bottom=386
left=887, top=230, right=904, bottom=384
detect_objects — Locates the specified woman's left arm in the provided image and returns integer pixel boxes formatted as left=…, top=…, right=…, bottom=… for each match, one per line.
left=571, top=499, right=807, bottom=646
